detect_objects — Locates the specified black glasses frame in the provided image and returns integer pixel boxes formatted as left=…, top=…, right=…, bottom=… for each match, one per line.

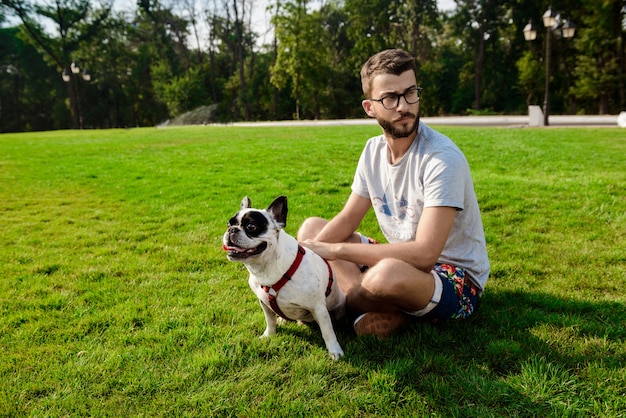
left=369, top=87, right=423, bottom=110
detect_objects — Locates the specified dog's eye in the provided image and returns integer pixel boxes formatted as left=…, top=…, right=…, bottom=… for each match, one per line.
left=245, top=223, right=257, bottom=232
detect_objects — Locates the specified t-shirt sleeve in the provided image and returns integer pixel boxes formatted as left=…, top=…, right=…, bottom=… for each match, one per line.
left=351, top=147, right=371, bottom=199
left=423, top=148, right=467, bottom=210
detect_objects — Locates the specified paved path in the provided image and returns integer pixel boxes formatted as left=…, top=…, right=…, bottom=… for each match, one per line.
left=423, top=114, right=618, bottom=127
left=231, top=114, right=619, bottom=128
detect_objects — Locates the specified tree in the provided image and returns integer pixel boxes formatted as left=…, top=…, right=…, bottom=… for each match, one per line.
left=78, top=9, right=142, bottom=128
left=516, top=49, right=542, bottom=107
left=316, top=1, right=361, bottom=119
left=572, top=0, right=624, bottom=114
left=451, top=0, right=513, bottom=111
left=420, top=18, right=467, bottom=115
left=0, top=25, right=64, bottom=131
left=3, top=0, right=626, bottom=131
left=135, top=0, right=192, bottom=122
left=343, top=0, right=396, bottom=67
left=271, top=0, right=332, bottom=119
left=2, top=0, right=110, bottom=128
left=208, top=0, right=257, bottom=121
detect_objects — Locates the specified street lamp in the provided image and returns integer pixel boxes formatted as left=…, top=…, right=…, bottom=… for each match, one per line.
left=62, top=61, right=91, bottom=82
left=523, top=20, right=537, bottom=41
left=62, top=61, right=91, bottom=129
left=542, top=6, right=557, bottom=28
left=523, top=6, right=576, bottom=126
left=562, top=18, right=577, bottom=39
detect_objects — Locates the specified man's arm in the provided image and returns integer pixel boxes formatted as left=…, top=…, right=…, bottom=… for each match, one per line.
left=314, top=192, right=372, bottom=243
left=305, top=206, right=457, bottom=273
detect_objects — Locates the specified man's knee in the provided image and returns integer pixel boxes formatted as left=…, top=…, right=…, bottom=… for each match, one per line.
left=362, top=259, right=423, bottom=295
left=360, top=259, right=398, bottom=295
left=296, top=217, right=328, bottom=241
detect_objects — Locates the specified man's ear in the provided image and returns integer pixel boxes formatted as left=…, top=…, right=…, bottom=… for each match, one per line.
left=362, top=99, right=375, bottom=117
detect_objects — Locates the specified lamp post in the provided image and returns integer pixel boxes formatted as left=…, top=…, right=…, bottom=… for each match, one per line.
left=62, top=61, right=91, bottom=129
left=523, top=6, right=576, bottom=126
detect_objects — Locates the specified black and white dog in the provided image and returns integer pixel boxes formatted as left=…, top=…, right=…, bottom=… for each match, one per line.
left=223, top=196, right=345, bottom=359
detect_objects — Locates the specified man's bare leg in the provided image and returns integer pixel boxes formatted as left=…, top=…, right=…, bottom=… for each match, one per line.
left=297, top=217, right=435, bottom=337
left=297, top=217, right=364, bottom=297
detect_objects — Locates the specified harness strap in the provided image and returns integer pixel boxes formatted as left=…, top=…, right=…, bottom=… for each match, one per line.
left=323, top=258, right=334, bottom=297
left=283, top=245, right=306, bottom=283
left=260, top=245, right=335, bottom=321
left=262, top=288, right=289, bottom=321
left=261, top=245, right=305, bottom=321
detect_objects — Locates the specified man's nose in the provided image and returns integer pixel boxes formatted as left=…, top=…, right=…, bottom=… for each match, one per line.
left=396, top=95, right=411, bottom=111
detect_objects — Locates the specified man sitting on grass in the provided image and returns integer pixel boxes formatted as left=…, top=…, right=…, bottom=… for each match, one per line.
left=298, top=49, right=490, bottom=337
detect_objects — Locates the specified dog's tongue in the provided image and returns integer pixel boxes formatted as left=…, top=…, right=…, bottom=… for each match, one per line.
left=222, top=244, right=247, bottom=253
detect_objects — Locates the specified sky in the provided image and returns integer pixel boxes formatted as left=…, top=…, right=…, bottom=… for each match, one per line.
left=109, top=0, right=458, bottom=47
left=5, top=0, right=458, bottom=48
left=251, top=0, right=457, bottom=45
left=439, top=0, right=457, bottom=12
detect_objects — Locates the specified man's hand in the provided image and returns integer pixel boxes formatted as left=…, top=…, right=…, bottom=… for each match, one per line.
left=300, top=239, right=337, bottom=261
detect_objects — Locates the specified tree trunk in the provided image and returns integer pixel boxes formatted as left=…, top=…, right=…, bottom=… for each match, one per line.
left=475, top=26, right=485, bottom=110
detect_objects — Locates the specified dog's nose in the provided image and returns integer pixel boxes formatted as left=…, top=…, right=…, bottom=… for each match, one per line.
left=228, top=226, right=240, bottom=234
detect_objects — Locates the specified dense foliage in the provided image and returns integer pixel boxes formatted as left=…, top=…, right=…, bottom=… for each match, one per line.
left=1, top=0, right=624, bottom=131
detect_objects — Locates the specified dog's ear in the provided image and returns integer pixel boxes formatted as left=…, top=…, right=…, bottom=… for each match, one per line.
left=240, top=196, right=251, bottom=210
left=267, top=195, right=288, bottom=228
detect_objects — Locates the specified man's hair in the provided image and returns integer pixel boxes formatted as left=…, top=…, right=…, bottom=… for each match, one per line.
left=360, top=49, right=417, bottom=98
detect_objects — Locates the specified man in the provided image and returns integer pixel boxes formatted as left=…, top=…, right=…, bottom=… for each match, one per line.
left=298, top=49, right=489, bottom=337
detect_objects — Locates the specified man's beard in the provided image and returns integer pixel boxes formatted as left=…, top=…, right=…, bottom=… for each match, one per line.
left=377, top=112, right=420, bottom=139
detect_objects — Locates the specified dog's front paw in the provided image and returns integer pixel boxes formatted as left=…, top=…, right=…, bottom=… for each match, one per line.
left=329, top=348, right=344, bottom=360
left=260, top=328, right=276, bottom=338
left=327, top=341, right=344, bottom=360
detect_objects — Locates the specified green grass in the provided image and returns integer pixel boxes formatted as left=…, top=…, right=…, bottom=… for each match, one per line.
left=1, top=124, right=625, bottom=417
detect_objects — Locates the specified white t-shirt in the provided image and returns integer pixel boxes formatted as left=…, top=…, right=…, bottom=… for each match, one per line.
left=351, top=121, right=490, bottom=293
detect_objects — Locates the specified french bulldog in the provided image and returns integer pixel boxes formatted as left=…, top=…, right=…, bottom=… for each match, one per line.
left=222, top=196, right=345, bottom=360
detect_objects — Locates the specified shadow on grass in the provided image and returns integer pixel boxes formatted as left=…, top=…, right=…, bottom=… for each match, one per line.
left=336, top=290, right=626, bottom=416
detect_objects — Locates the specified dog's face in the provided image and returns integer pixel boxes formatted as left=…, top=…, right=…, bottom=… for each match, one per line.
left=222, top=196, right=288, bottom=261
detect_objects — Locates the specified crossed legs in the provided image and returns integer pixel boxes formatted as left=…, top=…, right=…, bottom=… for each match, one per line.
left=296, top=217, right=436, bottom=315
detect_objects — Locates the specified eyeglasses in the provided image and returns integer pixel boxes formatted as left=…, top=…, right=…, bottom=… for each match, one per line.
left=368, top=87, right=423, bottom=110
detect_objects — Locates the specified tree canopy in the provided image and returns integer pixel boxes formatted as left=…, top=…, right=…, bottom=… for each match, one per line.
left=1, top=0, right=624, bottom=131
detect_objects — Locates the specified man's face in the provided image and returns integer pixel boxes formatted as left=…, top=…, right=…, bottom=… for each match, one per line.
left=362, top=70, right=420, bottom=140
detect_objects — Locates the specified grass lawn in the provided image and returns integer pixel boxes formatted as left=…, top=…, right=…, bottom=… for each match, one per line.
left=1, top=124, right=625, bottom=416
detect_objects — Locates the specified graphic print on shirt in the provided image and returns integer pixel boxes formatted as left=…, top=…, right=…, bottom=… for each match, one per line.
left=372, top=186, right=419, bottom=242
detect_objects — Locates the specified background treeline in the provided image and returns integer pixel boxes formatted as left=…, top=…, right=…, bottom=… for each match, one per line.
left=1, top=0, right=624, bottom=132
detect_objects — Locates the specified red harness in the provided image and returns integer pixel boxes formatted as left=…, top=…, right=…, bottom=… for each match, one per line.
left=260, top=245, right=334, bottom=321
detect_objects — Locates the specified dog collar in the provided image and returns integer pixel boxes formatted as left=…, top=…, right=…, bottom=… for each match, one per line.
left=260, top=245, right=334, bottom=321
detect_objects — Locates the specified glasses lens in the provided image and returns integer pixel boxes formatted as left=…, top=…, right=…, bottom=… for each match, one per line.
left=381, top=95, right=399, bottom=109
left=404, top=89, right=420, bottom=104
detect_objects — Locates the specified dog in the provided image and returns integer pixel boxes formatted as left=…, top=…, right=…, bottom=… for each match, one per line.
left=222, top=196, right=345, bottom=360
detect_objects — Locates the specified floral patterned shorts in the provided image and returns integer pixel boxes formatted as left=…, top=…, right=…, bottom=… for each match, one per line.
left=358, top=235, right=480, bottom=321
left=420, top=263, right=480, bottom=322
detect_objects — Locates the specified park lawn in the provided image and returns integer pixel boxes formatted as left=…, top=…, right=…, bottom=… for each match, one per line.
left=1, top=124, right=625, bottom=416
